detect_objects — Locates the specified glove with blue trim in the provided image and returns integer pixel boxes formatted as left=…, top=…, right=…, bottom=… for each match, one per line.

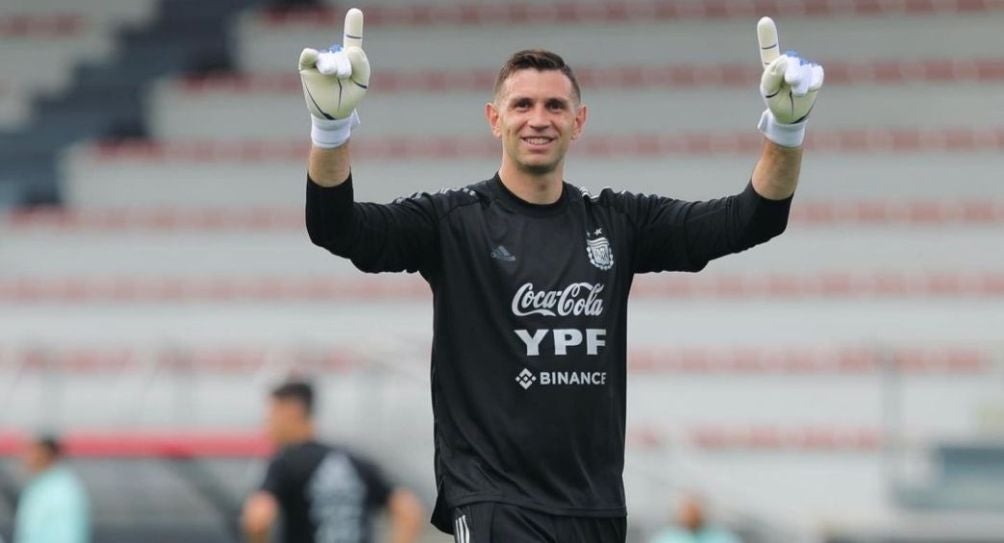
left=298, top=8, right=370, bottom=148
left=756, top=17, right=824, bottom=148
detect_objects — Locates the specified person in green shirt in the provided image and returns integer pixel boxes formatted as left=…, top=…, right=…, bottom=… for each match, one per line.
left=650, top=495, right=741, bottom=543
left=14, top=436, right=89, bottom=543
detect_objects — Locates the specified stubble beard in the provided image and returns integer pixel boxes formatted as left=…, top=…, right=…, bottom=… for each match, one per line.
left=511, top=144, right=565, bottom=176
left=518, top=160, right=559, bottom=176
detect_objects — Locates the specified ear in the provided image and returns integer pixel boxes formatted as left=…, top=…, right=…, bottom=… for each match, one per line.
left=571, top=104, right=588, bottom=140
left=485, top=102, right=502, bottom=139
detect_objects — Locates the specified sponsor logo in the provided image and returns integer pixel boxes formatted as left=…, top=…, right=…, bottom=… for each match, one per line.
left=586, top=228, right=614, bottom=271
left=515, top=328, right=606, bottom=356
left=490, top=245, right=516, bottom=262
left=515, top=368, right=536, bottom=390
left=511, top=282, right=605, bottom=318
left=515, top=368, right=608, bottom=389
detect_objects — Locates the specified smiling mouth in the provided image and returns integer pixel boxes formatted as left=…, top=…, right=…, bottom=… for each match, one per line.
left=521, top=136, right=555, bottom=146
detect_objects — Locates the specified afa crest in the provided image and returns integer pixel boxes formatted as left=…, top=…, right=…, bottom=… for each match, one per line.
left=585, top=228, right=614, bottom=271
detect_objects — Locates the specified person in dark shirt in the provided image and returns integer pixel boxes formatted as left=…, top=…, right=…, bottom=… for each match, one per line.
left=297, top=10, right=822, bottom=542
left=241, top=381, right=424, bottom=543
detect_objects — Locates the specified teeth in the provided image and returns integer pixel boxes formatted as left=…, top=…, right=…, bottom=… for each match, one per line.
left=524, top=137, right=551, bottom=144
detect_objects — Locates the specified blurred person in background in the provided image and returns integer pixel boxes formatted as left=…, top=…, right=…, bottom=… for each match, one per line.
left=649, top=495, right=740, bottom=543
left=300, top=8, right=821, bottom=542
left=14, top=435, right=89, bottom=543
left=241, top=380, right=424, bottom=543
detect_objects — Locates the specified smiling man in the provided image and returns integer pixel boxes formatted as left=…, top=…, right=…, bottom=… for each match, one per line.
left=299, top=9, right=822, bottom=543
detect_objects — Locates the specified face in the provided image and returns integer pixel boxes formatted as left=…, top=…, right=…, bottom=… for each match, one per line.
left=486, top=69, right=587, bottom=176
left=676, top=499, right=705, bottom=531
left=21, top=442, right=54, bottom=476
left=265, top=397, right=305, bottom=445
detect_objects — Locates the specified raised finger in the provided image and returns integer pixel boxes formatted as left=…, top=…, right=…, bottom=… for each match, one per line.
left=343, top=8, right=364, bottom=49
left=757, top=17, right=781, bottom=68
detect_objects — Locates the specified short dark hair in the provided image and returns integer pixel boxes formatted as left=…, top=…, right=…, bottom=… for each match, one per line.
left=270, top=380, right=314, bottom=416
left=35, top=434, right=62, bottom=457
left=493, top=49, right=581, bottom=103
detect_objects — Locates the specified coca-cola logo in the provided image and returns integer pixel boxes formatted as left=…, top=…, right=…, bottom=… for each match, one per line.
left=511, top=282, right=605, bottom=317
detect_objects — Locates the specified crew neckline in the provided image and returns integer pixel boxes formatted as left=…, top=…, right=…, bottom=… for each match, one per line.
left=491, top=173, right=570, bottom=218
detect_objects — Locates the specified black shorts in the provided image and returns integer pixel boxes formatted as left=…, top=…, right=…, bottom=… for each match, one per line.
left=450, top=502, right=626, bottom=543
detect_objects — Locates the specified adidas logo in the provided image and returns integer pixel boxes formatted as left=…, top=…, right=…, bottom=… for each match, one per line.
left=490, top=245, right=516, bottom=262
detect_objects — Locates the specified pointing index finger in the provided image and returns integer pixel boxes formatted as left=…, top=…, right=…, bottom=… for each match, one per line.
left=343, top=7, right=364, bottom=49
left=757, top=16, right=780, bottom=67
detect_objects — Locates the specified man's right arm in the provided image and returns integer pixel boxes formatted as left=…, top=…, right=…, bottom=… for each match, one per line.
left=243, top=456, right=287, bottom=543
left=386, top=489, right=424, bottom=543
left=299, top=9, right=439, bottom=273
left=241, top=491, right=278, bottom=543
left=305, top=170, right=440, bottom=274
left=308, top=144, right=351, bottom=188
left=298, top=6, right=367, bottom=185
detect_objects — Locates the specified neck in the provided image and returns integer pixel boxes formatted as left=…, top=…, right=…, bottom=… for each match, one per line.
left=498, top=159, right=564, bottom=205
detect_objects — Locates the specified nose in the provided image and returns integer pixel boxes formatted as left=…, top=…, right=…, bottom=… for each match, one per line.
left=527, top=104, right=550, bottom=130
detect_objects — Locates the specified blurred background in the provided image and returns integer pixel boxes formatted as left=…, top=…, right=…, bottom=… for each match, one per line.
left=1, top=0, right=1003, bottom=541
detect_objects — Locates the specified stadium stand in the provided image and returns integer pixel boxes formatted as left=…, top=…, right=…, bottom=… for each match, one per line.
left=0, top=0, right=254, bottom=206
left=2, top=0, right=1004, bottom=541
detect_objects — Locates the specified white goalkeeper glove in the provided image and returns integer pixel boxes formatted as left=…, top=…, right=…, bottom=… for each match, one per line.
left=756, top=17, right=824, bottom=148
left=298, top=7, right=370, bottom=149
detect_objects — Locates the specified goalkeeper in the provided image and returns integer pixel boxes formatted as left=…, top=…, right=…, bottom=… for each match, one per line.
left=300, top=9, right=822, bottom=542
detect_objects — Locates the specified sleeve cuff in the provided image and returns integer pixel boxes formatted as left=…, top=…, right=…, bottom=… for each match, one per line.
left=744, top=178, right=794, bottom=206
left=740, top=178, right=793, bottom=239
left=757, top=109, right=807, bottom=148
left=305, top=173, right=356, bottom=247
left=311, top=110, right=360, bottom=149
left=307, top=173, right=353, bottom=193
left=306, top=173, right=354, bottom=217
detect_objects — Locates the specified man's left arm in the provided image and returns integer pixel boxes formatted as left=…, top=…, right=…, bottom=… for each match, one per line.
left=751, top=15, right=823, bottom=200
left=631, top=18, right=823, bottom=273
left=752, top=140, right=801, bottom=201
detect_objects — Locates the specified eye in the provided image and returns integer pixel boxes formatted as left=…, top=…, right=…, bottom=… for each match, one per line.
left=511, top=99, right=531, bottom=110
left=547, top=100, right=568, bottom=112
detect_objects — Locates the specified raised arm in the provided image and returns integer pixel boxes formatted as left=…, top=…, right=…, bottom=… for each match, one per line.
left=299, top=8, right=368, bottom=187
left=298, top=9, right=439, bottom=273
left=751, top=16, right=823, bottom=200
left=304, top=176, right=440, bottom=274
left=629, top=18, right=823, bottom=273
left=309, top=146, right=351, bottom=188
left=752, top=139, right=802, bottom=200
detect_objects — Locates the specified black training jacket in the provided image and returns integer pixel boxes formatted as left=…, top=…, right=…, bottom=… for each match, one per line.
left=306, top=172, right=791, bottom=532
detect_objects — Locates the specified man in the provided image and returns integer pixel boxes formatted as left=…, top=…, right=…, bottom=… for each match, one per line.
left=14, top=435, right=90, bottom=543
left=298, top=9, right=822, bottom=542
left=241, top=381, right=424, bottom=543
left=650, top=495, right=741, bottom=543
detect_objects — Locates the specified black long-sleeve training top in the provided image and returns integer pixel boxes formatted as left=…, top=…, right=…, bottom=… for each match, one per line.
left=306, top=172, right=791, bottom=533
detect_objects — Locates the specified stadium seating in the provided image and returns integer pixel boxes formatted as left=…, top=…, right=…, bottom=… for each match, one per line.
left=2, top=0, right=1004, bottom=541
left=0, top=0, right=159, bottom=202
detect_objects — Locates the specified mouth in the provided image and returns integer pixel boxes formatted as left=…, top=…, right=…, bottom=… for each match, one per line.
left=521, top=136, right=556, bottom=150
